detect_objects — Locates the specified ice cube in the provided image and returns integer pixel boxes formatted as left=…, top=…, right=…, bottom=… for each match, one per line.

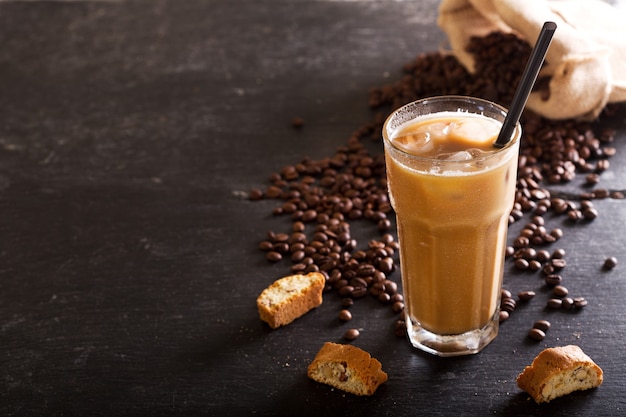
left=437, top=151, right=473, bottom=161
left=449, top=118, right=500, bottom=147
left=393, top=131, right=434, bottom=154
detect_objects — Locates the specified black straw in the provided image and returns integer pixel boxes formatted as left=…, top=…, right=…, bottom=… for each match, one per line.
left=494, top=21, right=557, bottom=148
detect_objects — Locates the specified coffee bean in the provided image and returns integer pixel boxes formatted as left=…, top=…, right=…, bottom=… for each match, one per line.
left=394, top=319, right=407, bottom=337
left=343, top=328, right=360, bottom=341
left=562, top=297, right=575, bottom=310
left=547, top=298, right=563, bottom=309
left=392, top=301, right=405, bottom=313
left=573, top=297, right=588, bottom=308
left=514, top=258, right=530, bottom=271
left=603, top=256, right=618, bottom=270
left=533, top=320, right=551, bottom=332
left=528, top=328, right=546, bottom=341
left=338, top=309, right=352, bottom=321
left=501, top=297, right=517, bottom=313
left=536, top=250, right=551, bottom=262
left=338, top=285, right=354, bottom=297
left=341, top=298, right=354, bottom=308
left=378, top=292, right=391, bottom=304
left=550, top=258, right=566, bottom=270
left=266, top=251, right=282, bottom=262
left=518, top=291, right=535, bottom=301
left=499, top=310, right=510, bottom=322
left=553, top=285, right=569, bottom=297
left=544, top=274, right=563, bottom=286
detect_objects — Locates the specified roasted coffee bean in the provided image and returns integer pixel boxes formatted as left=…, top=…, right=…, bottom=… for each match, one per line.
left=544, top=274, right=563, bottom=286
left=547, top=298, right=563, bottom=309
left=562, top=297, right=575, bottom=310
left=542, top=264, right=555, bottom=275
left=378, top=257, right=394, bottom=274
left=343, top=328, right=360, bottom=341
left=518, top=291, right=536, bottom=301
left=528, top=328, right=546, bottom=341
left=290, top=250, right=305, bottom=262
left=266, top=251, right=282, bottom=262
left=513, top=236, right=530, bottom=248
left=573, top=297, right=588, bottom=308
left=551, top=249, right=566, bottom=259
left=259, top=241, right=273, bottom=251
left=341, top=298, right=354, bottom=308
left=536, top=250, right=551, bottom=262
left=553, top=285, right=569, bottom=297
left=603, top=256, right=618, bottom=270
left=338, top=285, right=354, bottom=297
left=392, top=301, right=405, bottom=313
left=249, top=188, right=264, bottom=200
left=514, top=258, right=530, bottom=271
left=390, top=293, right=404, bottom=303
left=529, top=260, right=542, bottom=271
left=338, top=309, right=352, bottom=321
left=551, top=258, right=566, bottom=270
left=533, top=320, right=551, bottom=332
left=351, top=286, right=368, bottom=298
left=383, top=280, right=398, bottom=295
left=499, top=310, right=510, bottom=322
left=378, top=292, right=391, bottom=304
left=501, top=297, right=517, bottom=313
left=394, top=319, right=407, bottom=337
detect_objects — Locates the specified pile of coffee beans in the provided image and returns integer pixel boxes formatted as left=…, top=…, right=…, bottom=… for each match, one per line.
left=251, top=31, right=620, bottom=342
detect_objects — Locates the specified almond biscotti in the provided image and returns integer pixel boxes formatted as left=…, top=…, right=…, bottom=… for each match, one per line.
left=307, top=342, right=388, bottom=396
left=256, top=272, right=325, bottom=329
left=516, top=345, right=603, bottom=404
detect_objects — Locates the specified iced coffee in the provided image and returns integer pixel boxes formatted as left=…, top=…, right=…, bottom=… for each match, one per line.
left=382, top=96, right=521, bottom=356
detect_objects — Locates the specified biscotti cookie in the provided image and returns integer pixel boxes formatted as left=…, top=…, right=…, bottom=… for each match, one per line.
left=307, top=342, right=388, bottom=396
left=516, top=345, right=603, bottom=404
left=256, top=272, right=325, bottom=329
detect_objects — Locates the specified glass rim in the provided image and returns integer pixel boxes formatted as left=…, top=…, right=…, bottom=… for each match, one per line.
left=382, top=95, right=521, bottom=165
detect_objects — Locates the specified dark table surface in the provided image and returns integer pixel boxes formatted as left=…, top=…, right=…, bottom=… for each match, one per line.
left=1, top=0, right=625, bottom=416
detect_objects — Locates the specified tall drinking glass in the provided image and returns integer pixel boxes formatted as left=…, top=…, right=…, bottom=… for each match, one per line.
left=382, top=96, right=521, bottom=356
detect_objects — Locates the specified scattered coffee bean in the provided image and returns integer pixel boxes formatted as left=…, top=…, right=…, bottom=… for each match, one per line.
left=553, top=285, right=569, bottom=297
left=603, top=256, right=618, bottom=270
left=499, top=310, right=510, bottom=322
left=514, top=258, right=530, bottom=271
left=544, top=274, right=563, bottom=286
left=338, top=309, right=352, bottom=322
left=562, top=297, right=575, bottom=310
left=266, top=251, right=282, bottom=262
left=394, top=319, right=407, bottom=337
left=533, top=320, right=551, bottom=332
left=573, top=297, right=588, bottom=309
left=392, top=301, right=405, bottom=314
left=292, top=117, right=304, bottom=128
left=547, top=298, right=563, bottom=309
left=528, top=328, right=546, bottom=341
left=518, top=291, right=536, bottom=301
left=343, top=328, right=360, bottom=341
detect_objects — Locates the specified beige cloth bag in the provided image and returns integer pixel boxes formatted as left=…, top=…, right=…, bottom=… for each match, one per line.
left=438, top=0, right=626, bottom=120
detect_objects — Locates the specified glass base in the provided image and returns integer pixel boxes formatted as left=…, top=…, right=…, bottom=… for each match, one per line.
left=405, top=311, right=499, bottom=357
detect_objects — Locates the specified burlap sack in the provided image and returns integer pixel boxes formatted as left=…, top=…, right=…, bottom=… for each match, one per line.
left=438, top=0, right=626, bottom=120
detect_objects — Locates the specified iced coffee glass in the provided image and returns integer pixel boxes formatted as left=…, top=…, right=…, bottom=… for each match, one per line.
left=382, top=96, right=521, bottom=356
